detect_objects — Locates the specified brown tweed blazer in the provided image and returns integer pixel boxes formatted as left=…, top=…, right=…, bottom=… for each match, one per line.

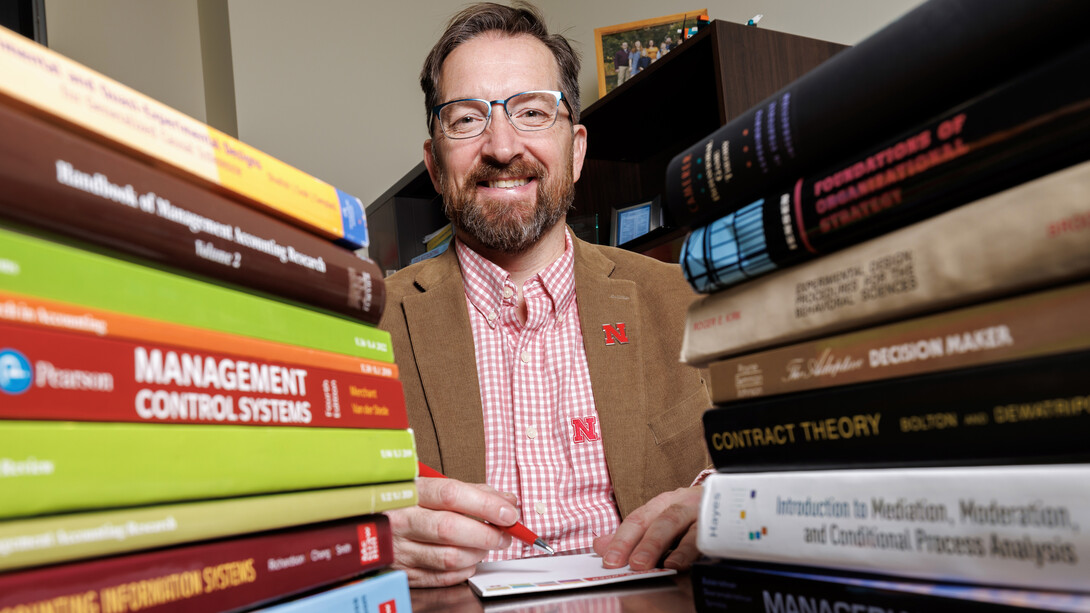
left=379, top=234, right=712, bottom=518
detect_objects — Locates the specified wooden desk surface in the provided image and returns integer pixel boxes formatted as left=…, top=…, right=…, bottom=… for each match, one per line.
left=410, top=572, right=695, bottom=612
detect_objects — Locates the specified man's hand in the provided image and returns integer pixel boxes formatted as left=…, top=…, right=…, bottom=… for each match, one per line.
left=387, top=476, right=519, bottom=587
left=592, top=486, right=702, bottom=571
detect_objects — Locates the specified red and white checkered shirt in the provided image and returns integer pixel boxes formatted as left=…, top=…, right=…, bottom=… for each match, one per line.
left=456, top=232, right=621, bottom=561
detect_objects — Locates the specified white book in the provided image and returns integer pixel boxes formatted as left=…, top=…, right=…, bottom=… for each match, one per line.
left=698, top=465, right=1090, bottom=592
left=682, top=160, right=1090, bottom=365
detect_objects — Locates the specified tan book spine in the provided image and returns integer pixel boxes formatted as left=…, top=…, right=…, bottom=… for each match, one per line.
left=682, top=160, right=1090, bottom=365
left=708, top=281, right=1090, bottom=402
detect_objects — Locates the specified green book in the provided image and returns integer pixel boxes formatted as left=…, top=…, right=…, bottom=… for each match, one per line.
left=0, top=421, right=417, bottom=520
left=0, top=225, right=393, bottom=363
left=0, top=481, right=418, bottom=571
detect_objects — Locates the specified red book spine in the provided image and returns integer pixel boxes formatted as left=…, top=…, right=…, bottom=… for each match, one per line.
left=0, top=290, right=398, bottom=380
left=0, top=320, right=408, bottom=429
left=0, top=101, right=384, bottom=324
left=0, top=516, right=393, bottom=613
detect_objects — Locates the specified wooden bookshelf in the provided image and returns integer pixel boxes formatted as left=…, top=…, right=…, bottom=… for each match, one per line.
left=365, top=161, right=446, bottom=275
left=365, top=20, right=847, bottom=271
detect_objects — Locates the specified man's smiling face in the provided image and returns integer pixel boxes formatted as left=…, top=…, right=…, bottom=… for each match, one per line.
left=424, top=32, right=587, bottom=254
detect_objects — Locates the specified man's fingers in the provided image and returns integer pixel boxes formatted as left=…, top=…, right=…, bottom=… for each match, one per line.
left=626, top=498, right=699, bottom=570
left=600, top=504, right=658, bottom=568
left=601, top=486, right=702, bottom=570
left=662, top=523, right=701, bottom=570
left=417, top=477, right=519, bottom=527
left=388, top=477, right=520, bottom=588
left=388, top=505, right=512, bottom=550
left=392, top=529, right=493, bottom=572
left=591, top=533, right=615, bottom=558
left=599, top=488, right=677, bottom=568
left=396, top=562, right=480, bottom=588
left=388, top=503, right=514, bottom=588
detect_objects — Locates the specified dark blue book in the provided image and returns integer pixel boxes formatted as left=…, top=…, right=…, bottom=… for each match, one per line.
left=680, top=42, right=1090, bottom=293
left=665, top=0, right=1090, bottom=230
left=692, top=559, right=1090, bottom=612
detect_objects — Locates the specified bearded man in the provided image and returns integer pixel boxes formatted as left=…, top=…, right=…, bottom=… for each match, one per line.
left=379, top=1, right=711, bottom=588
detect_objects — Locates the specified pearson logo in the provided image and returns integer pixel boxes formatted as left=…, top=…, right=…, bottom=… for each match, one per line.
left=0, top=349, right=32, bottom=394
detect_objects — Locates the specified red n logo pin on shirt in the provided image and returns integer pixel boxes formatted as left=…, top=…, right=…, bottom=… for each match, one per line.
left=602, top=323, right=628, bottom=345
left=571, top=416, right=601, bottom=444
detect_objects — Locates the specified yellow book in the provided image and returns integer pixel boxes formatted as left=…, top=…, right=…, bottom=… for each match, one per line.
left=0, top=25, right=368, bottom=247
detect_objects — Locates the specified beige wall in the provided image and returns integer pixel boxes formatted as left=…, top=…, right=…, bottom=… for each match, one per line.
left=45, top=0, right=926, bottom=219
left=44, top=0, right=208, bottom=122
left=227, top=0, right=447, bottom=214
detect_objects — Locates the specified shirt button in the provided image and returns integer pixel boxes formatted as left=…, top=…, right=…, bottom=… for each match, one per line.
left=503, top=287, right=514, bottom=298
left=486, top=311, right=497, bottom=322
left=526, top=426, right=537, bottom=439
left=520, top=351, right=531, bottom=363
left=534, top=502, right=546, bottom=515
left=556, top=314, right=564, bottom=324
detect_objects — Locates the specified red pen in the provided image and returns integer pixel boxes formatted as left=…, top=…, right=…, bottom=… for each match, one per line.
left=417, top=462, right=555, bottom=555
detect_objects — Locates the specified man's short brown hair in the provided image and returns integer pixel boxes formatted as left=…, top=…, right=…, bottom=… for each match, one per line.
left=420, top=1, right=581, bottom=131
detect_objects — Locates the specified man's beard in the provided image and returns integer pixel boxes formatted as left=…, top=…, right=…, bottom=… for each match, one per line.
left=438, top=153, right=574, bottom=255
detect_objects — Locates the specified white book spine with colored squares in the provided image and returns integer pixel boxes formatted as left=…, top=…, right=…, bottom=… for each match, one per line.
left=698, top=465, right=1090, bottom=592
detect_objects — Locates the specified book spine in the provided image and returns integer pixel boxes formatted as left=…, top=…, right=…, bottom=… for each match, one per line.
left=0, top=516, right=393, bottom=613
left=410, top=239, right=450, bottom=264
left=259, top=570, right=410, bottom=613
left=0, top=482, right=417, bottom=572
left=0, top=102, right=385, bottom=323
left=0, top=226, right=394, bottom=363
left=708, top=281, right=1090, bottom=402
left=681, top=159, right=1090, bottom=365
left=0, top=28, right=368, bottom=247
left=681, top=43, right=1090, bottom=293
left=691, top=561, right=1082, bottom=613
left=424, top=223, right=453, bottom=251
left=0, top=421, right=417, bottom=520
left=664, top=1, right=1090, bottom=229
left=703, top=349, right=1090, bottom=471
left=0, top=290, right=398, bottom=379
left=697, top=465, right=1090, bottom=592
left=0, top=320, right=408, bottom=429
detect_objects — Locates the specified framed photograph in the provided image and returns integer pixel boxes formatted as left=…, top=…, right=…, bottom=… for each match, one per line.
left=593, top=9, right=708, bottom=97
left=610, top=196, right=663, bottom=246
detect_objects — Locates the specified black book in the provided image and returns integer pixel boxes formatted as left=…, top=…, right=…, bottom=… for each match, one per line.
left=664, top=0, right=1090, bottom=230
left=702, top=348, right=1090, bottom=472
left=680, top=42, right=1090, bottom=293
left=692, top=559, right=1090, bottom=613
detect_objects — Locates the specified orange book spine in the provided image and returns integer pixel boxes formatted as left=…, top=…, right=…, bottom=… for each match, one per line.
left=0, top=290, right=398, bottom=380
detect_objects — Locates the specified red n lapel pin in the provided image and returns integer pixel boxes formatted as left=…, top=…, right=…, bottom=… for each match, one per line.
left=602, top=323, right=628, bottom=345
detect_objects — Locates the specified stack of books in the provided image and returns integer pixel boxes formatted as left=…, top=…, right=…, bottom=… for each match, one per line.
left=0, top=25, right=414, bottom=612
left=659, top=0, right=1090, bottom=610
left=411, top=222, right=453, bottom=264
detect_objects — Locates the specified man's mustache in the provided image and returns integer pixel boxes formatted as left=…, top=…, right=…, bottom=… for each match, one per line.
left=464, top=160, right=547, bottom=186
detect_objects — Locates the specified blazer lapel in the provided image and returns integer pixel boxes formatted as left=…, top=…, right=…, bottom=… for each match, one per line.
left=401, top=248, right=487, bottom=483
left=571, top=239, right=647, bottom=517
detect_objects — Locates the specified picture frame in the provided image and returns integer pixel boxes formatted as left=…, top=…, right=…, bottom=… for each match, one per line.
left=609, top=196, right=663, bottom=247
left=593, top=9, right=708, bottom=98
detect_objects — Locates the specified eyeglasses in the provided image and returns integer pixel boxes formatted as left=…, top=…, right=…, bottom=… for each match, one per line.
left=431, top=90, right=571, bottom=139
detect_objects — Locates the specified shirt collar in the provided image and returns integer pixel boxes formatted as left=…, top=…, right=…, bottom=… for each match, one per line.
left=455, top=230, right=577, bottom=323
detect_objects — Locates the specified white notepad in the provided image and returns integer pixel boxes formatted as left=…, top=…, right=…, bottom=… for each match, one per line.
left=468, top=550, right=677, bottom=598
